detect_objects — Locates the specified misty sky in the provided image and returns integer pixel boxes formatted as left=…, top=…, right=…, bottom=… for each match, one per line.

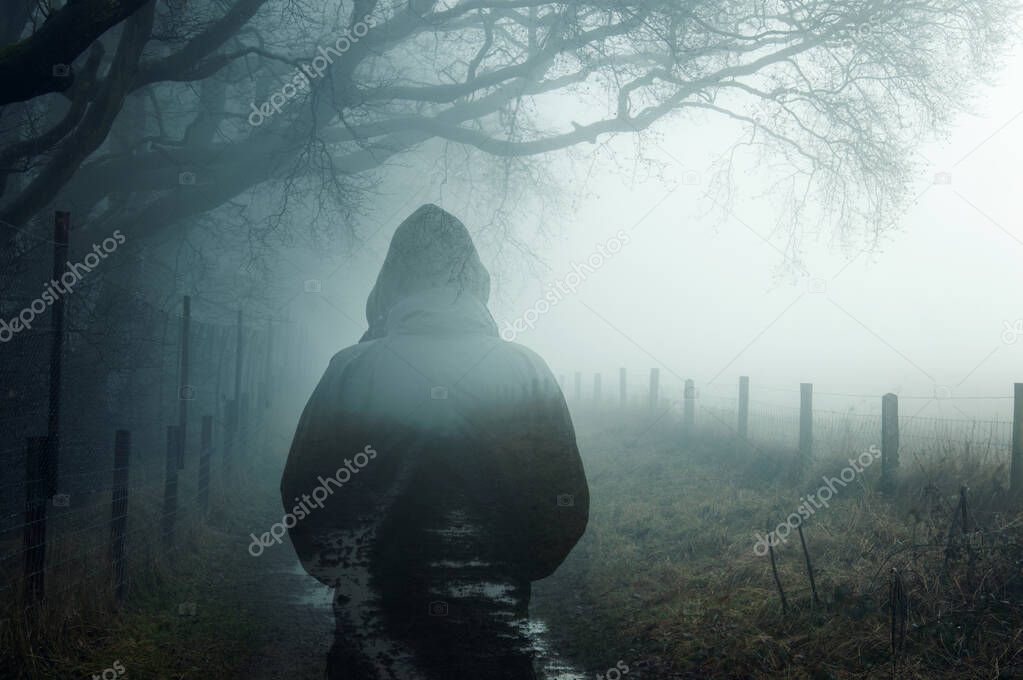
left=295, top=39, right=1023, bottom=425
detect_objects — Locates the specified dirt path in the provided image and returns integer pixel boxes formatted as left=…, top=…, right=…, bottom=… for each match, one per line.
left=206, top=459, right=587, bottom=680
left=199, top=418, right=590, bottom=680
left=234, top=539, right=335, bottom=679
left=227, top=529, right=588, bottom=680
left=206, top=506, right=589, bottom=679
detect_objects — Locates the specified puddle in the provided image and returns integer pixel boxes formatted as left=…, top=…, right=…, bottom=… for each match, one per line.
left=527, top=619, right=587, bottom=680
left=281, top=564, right=585, bottom=679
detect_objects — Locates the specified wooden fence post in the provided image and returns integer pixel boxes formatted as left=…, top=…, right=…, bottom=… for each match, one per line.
left=162, top=426, right=179, bottom=552
left=46, top=211, right=70, bottom=497
left=684, top=379, right=696, bottom=428
left=22, top=437, right=49, bottom=604
left=799, top=383, right=813, bottom=469
left=176, top=295, right=191, bottom=470
left=593, top=373, right=602, bottom=403
left=234, top=308, right=244, bottom=401
left=214, top=329, right=226, bottom=441
left=225, top=309, right=243, bottom=472
left=881, top=393, right=900, bottom=489
left=109, top=430, right=130, bottom=603
left=223, top=399, right=236, bottom=473
left=738, top=376, right=750, bottom=440
left=263, top=323, right=274, bottom=409
left=240, top=393, right=250, bottom=448
left=648, top=368, right=660, bottom=411
left=1011, top=383, right=1022, bottom=495
left=199, top=415, right=212, bottom=514
left=619, top=367, right=627, bottom=407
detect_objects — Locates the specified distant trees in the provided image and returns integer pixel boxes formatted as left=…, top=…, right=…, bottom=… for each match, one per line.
left=1, top=0, right=1018, bottom=252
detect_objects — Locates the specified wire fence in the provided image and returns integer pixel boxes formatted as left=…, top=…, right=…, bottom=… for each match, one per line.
left=561, top=369, right=1021, bottom=479
left=0, top=214, right=311, bottom=616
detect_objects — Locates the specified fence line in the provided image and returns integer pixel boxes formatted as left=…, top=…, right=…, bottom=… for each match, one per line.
left=0, top=211, right=317, bottom=615
left=565, top=368, right=1022, bottom=493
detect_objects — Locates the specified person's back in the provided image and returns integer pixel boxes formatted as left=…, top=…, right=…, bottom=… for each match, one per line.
left=281, top=205, right=589, bottom=679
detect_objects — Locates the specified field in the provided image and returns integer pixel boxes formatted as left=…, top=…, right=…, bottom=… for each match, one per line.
left=2, top=407, right=1022, bottom=679
left=536, top=411, right=1023, bottom=679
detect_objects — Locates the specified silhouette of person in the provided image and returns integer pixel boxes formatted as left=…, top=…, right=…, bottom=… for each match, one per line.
left=281, top=204, right=589, bottom=679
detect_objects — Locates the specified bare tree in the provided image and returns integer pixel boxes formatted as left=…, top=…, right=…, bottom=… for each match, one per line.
left=0, top=0, right=1017, bottom=252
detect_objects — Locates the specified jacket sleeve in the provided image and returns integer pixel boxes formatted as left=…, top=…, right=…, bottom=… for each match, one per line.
left=483, top=358, right=589, bottom=581
left=279, top=347, right=370, bottom=584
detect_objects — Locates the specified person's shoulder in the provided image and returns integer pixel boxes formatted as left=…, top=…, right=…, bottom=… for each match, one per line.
left=491, top=337, right=553, bottom=372
left=325, top=340, right=378, bottom=373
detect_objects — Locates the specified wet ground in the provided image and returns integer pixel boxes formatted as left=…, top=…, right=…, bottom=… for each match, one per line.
left=234, top=522, right=586, bottom=679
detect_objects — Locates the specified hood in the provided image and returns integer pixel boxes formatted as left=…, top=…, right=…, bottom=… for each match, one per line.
left=384, top=287, right=498, bottom=337
left=362, top=204, right=491, bottom=341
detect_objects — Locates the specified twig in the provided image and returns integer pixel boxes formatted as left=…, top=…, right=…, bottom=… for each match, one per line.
left=767, top=523, right=788, bottom=614
left=797, top=522, right=820, bottom=608
left=959, top=485, right=970, bottom=534
left=959, top=485, right=978, bottom=586
left=943, top=487, right=965, bottom=572
left=889, top=568, right=908, bottom=678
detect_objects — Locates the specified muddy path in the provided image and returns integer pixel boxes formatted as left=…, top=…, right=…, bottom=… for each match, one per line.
left=229, top=532, right=588, bottom=679
left=218, top=453, right=588, bottom=680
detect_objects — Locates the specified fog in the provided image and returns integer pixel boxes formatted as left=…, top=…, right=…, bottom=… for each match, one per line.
left=300, top=48, right=1023, bottom=423
left=5, top=2, right=1023, bottom=678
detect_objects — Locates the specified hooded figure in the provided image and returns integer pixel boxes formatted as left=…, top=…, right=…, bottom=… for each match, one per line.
left=281, top=204, right=589, bottom=680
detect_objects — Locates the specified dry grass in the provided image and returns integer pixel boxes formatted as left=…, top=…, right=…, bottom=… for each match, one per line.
left=532, top=410, right=1023, bottom=679
left=0, top=464, right=267, bottom=679
left=2, top=412, right=1021, bottom=679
